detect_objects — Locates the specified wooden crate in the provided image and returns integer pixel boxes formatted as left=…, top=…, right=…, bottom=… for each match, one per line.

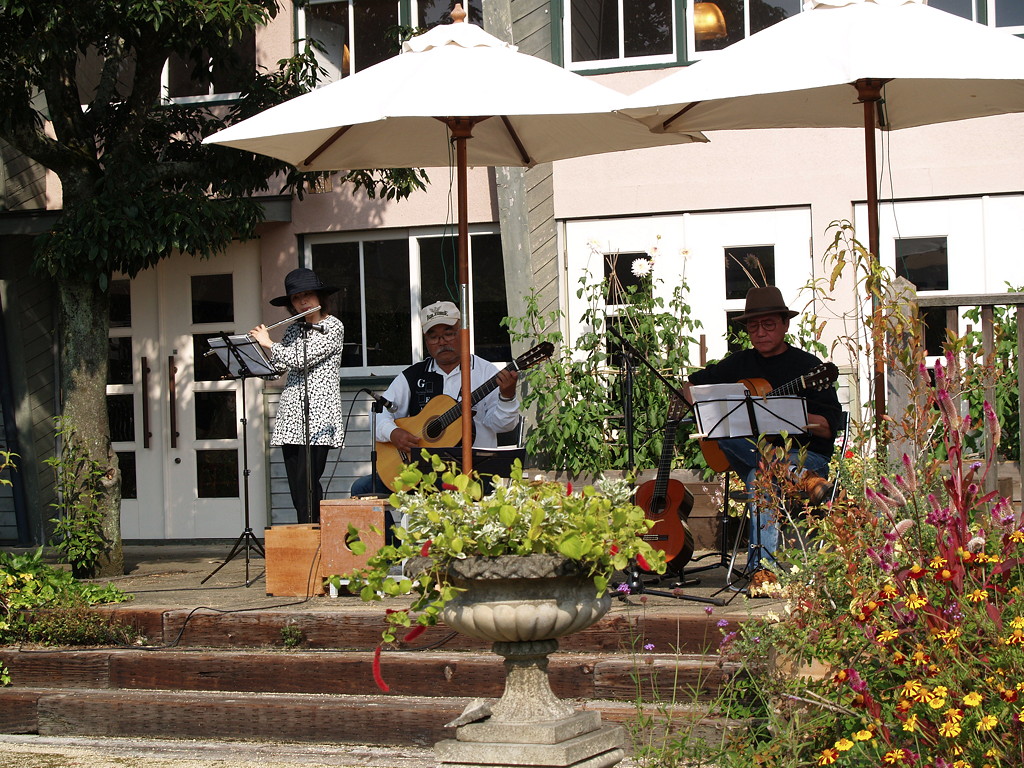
left=264, top=524, right=323, bottom=597
left=319, top=498, right=388, bottom=577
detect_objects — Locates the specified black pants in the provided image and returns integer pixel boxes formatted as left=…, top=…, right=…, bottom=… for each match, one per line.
left=281, top=444, right=329, bottom=524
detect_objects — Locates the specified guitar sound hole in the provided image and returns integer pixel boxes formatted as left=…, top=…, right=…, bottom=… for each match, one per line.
left=424, top=419, right=443, bottom=441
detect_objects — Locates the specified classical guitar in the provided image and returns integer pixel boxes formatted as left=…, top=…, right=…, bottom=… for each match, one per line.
left=633, top=394, right=695, bottom=571
left=376, top=342, right=554, bottom=491
left=699, top=362, right=840, bottom=473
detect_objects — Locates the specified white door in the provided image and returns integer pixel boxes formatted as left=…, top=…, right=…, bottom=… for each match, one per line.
left=111, top=244, right=268, bottom=539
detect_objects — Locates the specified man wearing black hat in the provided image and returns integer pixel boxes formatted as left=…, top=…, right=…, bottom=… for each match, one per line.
left=686, top=286, right=842, bottom=579
left=251, top=268, right=345, bottom=524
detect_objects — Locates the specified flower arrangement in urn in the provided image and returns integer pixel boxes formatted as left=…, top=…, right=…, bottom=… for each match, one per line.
left=331, top=454, right=666, bottom=687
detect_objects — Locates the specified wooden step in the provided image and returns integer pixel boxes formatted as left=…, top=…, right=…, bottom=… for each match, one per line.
left=0, top=648, right=737, bottom=703
left=86, top=605, right=733, bottom=654
left=0, top=687, right=742, bottom=749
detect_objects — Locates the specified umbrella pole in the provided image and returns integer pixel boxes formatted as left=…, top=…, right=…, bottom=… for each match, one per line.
left=857, top=79, right=887, bottom=439
left=449, top=118, right=476, bottom=476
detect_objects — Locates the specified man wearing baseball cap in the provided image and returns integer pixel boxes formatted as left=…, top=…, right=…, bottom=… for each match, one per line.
left=686, top=286, right=843, bottom=590
left=349, top=300, right=520, bottom=497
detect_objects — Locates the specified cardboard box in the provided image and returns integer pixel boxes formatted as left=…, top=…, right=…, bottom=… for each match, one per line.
left=264, top=524, right=323, bottom=597
left=319, top=498, right=387, bottom=577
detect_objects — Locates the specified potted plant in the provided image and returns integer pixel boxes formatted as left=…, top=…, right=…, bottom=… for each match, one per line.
left=331, top=453, right=666, bottom=698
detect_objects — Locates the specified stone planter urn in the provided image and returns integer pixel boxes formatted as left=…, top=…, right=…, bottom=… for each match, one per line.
left=431, top=553, right=624, bottom=768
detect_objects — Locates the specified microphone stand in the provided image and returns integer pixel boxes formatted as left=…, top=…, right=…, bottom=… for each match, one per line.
left=605, top=326, right=722, bottom=607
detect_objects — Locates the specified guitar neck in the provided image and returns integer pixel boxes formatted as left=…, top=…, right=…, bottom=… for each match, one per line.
left=770, top=376, right=806, bottom=397
left=652, top=421, right=680, bottom=498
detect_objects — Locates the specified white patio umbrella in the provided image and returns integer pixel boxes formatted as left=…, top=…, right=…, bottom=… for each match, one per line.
left=622, top=0, right=1024, bottom=427
left=205, top=5, right=704, bottom=474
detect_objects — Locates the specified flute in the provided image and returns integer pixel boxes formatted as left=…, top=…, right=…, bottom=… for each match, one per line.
left=264, top=305, right=321, bottom=331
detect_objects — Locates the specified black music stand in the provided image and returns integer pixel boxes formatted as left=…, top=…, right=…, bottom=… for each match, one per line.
left=606, top=327, right=723, bottom=607
left=690, top=387, right=809, bottom=597
left=202, top=333, right=281, bottom=586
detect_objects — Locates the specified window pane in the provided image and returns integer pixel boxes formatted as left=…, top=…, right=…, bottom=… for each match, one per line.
left=724, top=246, right=775, bottom=300
left=108, top=337, right=133, bottom=385
left=117, top=452, right=137, bottom=500
left=195, top=392, right=237, bottom=440
left=364, top=240, right=412, bottom=366
left=196, top=450, right=239, bottom=498
left=107, top=394, right=135, bottom=442
left=725, top=309, right=745, bottom=354
left=212, top=31, right=256, bottom=93
left=191, top=274, right=233, bottom=324
left=352, top=0, right=401, bottom=72
left=895, top=237, right=949, bottom=292
left=920, top=306, right=948, bottom=357
left=109, top=280, right=132, bottom=328
left=194, top=334, right=235, bottom=383
left=571, top=0, right=619, bottom=62
left=995, top=0, right=1024, bottom=27
left=750, top=0, right=800, bottom=35
left=927, top=0, right=973, bottom=21
left=313, top=238, right=412, bottom=367
left=313, top=241, right=364, bottom=366
left=624, top=0, right=673, bottom=58
left=470, top=234, right=511, bottom=363
left=603, top=251, right=646, bottom=305
left=307, top=2, right=350, bottom=82
left=166, top=32, right=254, bottom=98
left=418, top=0, right=483, bottom=27
left=696, top=0, right=745, bottom=52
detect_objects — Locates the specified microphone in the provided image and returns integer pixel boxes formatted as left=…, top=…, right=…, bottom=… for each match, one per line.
left=301, top=321, right=326, bottom=334
left=362, top=388, right=397, bottom=413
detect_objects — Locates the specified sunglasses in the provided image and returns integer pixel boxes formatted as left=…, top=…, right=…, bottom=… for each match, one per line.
left=745, top=318, right=780, bottom=333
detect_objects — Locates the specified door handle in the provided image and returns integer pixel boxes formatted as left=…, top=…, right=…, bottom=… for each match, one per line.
left=168, top=355, right=179, bottom=449
left=141, top=356, right=151, bottom=449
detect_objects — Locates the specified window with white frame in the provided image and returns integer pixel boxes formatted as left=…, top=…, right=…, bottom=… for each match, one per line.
left=564, top=0, right=801, bottom=70
left=300, top=0, right=483, bottom=86
left=930, top=0, right=1024, bottom=32
left=307, top=228, right=511, bottom=374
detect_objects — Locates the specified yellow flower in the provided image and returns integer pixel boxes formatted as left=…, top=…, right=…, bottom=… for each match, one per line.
left=902, top=680, right=923, bottom=697
left=963, top=691, right=983, bottom=707
left=939, top=721, right=962, bottom=738
left=945, top=707, right=965, bottom=722
left=880, top=583, right=900, bottom=599
left=878, top=629, right=899, bottom=643
left=967, top=588, right=988, bottom=603
left=883, top=748, right=908, bottom=764
left=929, top=555, right=947, bottom=568
left=852, top=729, right=874, bottom=741
left=1009, top=530, right=1024, bottom=543
left=976, top=714, right=998, bottom=731
left=835, top=739, right=854, bottom=752
left=929, top=697, right=948, bottom=710
left=817, top=748, right=839, bottom=765
left=1010, top=616, right=1024, bottom=629
left=912, top=649, right=930, bottom=666
left=902, top=714, right=919, bottom=732
left=905, top=594, right=928, bottom=609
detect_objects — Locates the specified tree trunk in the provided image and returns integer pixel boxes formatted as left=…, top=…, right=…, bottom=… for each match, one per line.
left=58, top=276, right=124, bottom=577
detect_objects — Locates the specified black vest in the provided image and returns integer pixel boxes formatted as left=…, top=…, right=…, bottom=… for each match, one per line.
left=402, top=359, right=446, bottom=417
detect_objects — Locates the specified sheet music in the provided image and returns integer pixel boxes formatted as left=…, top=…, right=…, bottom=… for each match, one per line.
left=690, top=384, right=748, bottom=438
left=691, top=384, right=808, bottom=438
left=207, top=334, right=282, bottom=378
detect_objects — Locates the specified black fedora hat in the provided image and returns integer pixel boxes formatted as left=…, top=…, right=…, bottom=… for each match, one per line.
left=270, top=268, right=338, bottom=307
left=733, top=286, right=799, bottom=323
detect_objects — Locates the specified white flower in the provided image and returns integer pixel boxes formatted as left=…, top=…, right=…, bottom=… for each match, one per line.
left=646, top=246, right=660, bottom=259
left=631, top=257, right=653, bottom=278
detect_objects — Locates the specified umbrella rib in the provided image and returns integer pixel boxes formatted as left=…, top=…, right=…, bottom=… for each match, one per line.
left=662, top=101, right=702, bottom=132
left=499, top=116, right=532, bottom=165
left=302, top=125, right=353, bottom=169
